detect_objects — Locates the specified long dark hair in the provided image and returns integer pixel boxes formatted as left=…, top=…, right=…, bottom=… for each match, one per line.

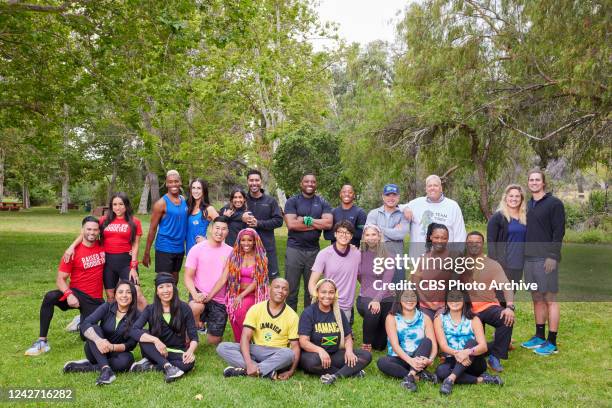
left=115, top=279, right=139, bottom=338
left=187, top=178, right=211, bottom=221
left=425, top=222, right=448, bottom=252
left=101, top=192, right=137, bottom=245
left=389, top=289, right=420, bottom=316
left=441, top=289, right=474, bottom=320
left=150, top=274, right=184, bottom=337
left=228, top=188, right=248, bottom=211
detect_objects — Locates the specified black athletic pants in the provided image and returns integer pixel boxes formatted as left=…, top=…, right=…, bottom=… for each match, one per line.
left=39, top=289, right=103, bottom=338
left=299, top=349, right=371, bottom=377
left=140, top=342, right=194, bottom=373
left=477, top=305, right=513, bottom=359
left=84, top=325, right=134, bottom=372
left=356, top=296, right=393, bottom=350
left=377, top=338, right=432, bottom=378
left=435, top=339, right=486, bottom=384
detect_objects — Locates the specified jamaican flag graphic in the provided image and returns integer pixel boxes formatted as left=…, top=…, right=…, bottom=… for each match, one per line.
left=321, top=336, right=338, bottom=346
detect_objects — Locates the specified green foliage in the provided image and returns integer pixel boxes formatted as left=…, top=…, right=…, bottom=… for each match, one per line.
left=588, top=190, right=609, bottom=214
left=456, top=187, right=487, bottom=224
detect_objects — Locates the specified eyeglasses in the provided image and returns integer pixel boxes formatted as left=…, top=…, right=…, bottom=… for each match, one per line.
left=335, top=230, right=353, bottom=237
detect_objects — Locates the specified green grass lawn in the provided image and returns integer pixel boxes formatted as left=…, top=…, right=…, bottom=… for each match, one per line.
left=0, top=208, right=610, bottom=407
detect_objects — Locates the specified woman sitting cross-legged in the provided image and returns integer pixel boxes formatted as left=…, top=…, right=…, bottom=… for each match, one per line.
left=377, top=289, right=438, bottom=392
left=63, top=280, right=140, bottom=385
left=298, top=278, right=372, bottom=385
left=434, top=289, right=504, bottom=396
left=129, top=273, right=198, bottom=383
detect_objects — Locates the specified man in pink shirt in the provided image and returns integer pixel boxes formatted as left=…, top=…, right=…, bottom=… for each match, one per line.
left=185, top=216, right=233, bottom=345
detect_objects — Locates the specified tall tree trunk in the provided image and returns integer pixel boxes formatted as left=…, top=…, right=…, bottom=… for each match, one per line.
left=469, top=131, right=492, bottom=220
left=149, top=172, right=160, bottom=203
left=137, top=172, right=150, bottom=214
left=107, top=159, right=118, bottom=203
left=22, top=183, right=30, bottom=208
left=60, top=160, right=69, bottom=213
left=0, top=146, right=4, bottom=201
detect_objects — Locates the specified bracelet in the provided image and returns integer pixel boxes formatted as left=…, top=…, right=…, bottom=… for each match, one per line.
left=469, top=347, right=476, bottom=356
left=59, top=289, right=74, bottom=301
left=130, top=260, right=139, bottom=269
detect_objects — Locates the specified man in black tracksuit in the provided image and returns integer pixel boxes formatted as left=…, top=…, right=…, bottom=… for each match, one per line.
left=242, top=169, right=284, bottom=279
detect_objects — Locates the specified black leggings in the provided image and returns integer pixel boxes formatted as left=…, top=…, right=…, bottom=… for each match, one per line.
left=356, top=296, right=393, bottom=350
left=435, top=340, right=487, bottom=384
left=377, top=337, right=432, bottom=378
left=39, top=289, right=103, bottom=338
left=140, top=342, right=194, bottom=373
left=83, top=325, right=134, bottom=372
left=299, top=349, right=371, bottom=377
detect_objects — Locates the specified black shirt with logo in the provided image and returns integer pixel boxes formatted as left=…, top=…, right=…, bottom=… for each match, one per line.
left=298, top=303, right=351, bottom=354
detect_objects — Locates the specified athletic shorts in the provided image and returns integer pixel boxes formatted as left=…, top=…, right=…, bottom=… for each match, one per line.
left=103, top=252, right=133, bottom=290
left=155, top=250, right=184, bottom=274
left=524, top=257, right=558, bottom=293
left=189, top=293, right=227, bottom=337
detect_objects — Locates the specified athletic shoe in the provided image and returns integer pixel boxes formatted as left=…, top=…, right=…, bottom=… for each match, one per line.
left=223, top=366, right=246, bottom=378
left=24, top=339, right=50, bottom=356
left=261, top=370, right=277, bottom=380
left=65, top=315, right=80, bottom=332
left=197, top=327, right=207, bottom=336
left=164, top=364, right=184, bottom=383
left=96, top=366, right=116, bottom=385
left=440, top=378, right=454, bottom=396
left=533, top=341, right=558, bottom=356
left=481, top=372, right=504, bottom=386
left=130, top=358, right=155, bottom=373
left=354, top=370, right=366, bottom=379
left=64, top=359, right=96, bottom=373
left=419, top=370, right=438, bottom=384
left=320, top=374, right=337, bottom=385
left=487, top=355, right=504, bottom=372
left=400, top=374, right=417, bottom=392
left=521, top=336, right=546, bottom=349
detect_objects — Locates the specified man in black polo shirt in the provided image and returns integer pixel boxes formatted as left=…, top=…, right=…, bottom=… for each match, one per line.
left=323, top=184, right=367, bottom=247
left=521, top=168, right=565, bottom=356
left=242, top=169, right=284, bottom=279
left=284, top=173, right=333, bottom=312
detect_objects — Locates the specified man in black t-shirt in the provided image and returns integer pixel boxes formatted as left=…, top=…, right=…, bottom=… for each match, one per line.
left=283, top=173, right=333, bottom=312
left=323, top=184, right=367, bottom=247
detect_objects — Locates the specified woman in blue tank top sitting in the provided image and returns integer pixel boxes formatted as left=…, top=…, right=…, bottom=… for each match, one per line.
left=434, top=289, right=504, bottom=395
left=377, top=289, right=437, bottom=392
left=186, top=178, right=218, bottom=256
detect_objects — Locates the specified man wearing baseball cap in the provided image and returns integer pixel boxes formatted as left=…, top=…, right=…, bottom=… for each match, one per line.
left=365, top=183, right=410, bottom=282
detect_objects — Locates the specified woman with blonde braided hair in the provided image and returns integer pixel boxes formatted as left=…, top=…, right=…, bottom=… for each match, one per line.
left=207, top=228, right=269, bottom=342
left=298, top=278, right=372, bottom=385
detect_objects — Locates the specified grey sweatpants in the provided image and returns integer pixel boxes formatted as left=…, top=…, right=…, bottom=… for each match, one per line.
left=216, top=342, right=295, bottom=376
left=285, top=246, right=319, bottom=312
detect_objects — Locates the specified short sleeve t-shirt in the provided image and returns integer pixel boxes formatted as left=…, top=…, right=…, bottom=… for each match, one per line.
left=311, top=245, right=360, bottom=310
left=298, top=303, right=351, bottom=354
left=184, top=240, right=233, bottom=304
left=58, top=242, right=105, bottom=299
left=461, top=257, right=509, bottom=314
left=243, top=301, right=299, bottom=348
left=99, top=216, right=143, bottom=254
left=284, top=194, right=332, bottom=250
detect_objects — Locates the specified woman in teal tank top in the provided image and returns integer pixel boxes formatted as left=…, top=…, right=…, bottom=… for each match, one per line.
left=433, top=290, right=503, bottom=395
left=186, top=178, right=219, bottom=255
left=377, top=289, right=438, bottom=392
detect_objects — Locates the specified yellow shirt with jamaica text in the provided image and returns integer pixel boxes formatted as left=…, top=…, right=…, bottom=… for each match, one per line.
left=243, top=301, right=299, bottom=348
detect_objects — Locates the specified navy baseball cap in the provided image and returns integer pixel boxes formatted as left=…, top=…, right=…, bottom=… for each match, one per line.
left=383, top=184, right=399, bottom=195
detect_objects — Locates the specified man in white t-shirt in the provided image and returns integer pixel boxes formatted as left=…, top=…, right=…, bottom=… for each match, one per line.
left=401, top=175, right=467, bottom=258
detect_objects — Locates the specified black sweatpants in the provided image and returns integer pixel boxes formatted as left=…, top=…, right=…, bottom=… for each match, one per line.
left=83, top=325, right=134, bottom=372
left=140, top=342, right=194, bottom=373
left=435, top=340, right=487, bottom=384
left=477, top=305, right=513, bottom=359
left=285, top=246, right=318, bottom=312
left=356, top=296, right=393, bottom=350
left=299, top=349, right=371, bottom=378
left=39, top=289, right=104, bottom=338
left=377, top=338, right=432, bottom=378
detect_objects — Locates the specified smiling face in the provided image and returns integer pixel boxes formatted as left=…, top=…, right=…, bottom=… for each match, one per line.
left=334, top=227, right=353, bottom=246
left=429, top=228, right=449, bottom=252
left=300, top=175, right=317, bottom=196
left=166, top=174, right=181, bottom=195
left=466, top=233, right=484, bottom=257
left=156, top=282, right=174, bottom=304
left=339, top=185, right=355, bottom=205
left=82, top=221, right=100, bottom=243
left=239, top=233, right=254, bottom=253
left=270, top=279, right=289, bottom=303
left=528, top=172, right=545, bottom=194
left=505, top=187, right=523, bottom=210
left=190, top=181, right=203, bottom=201
left=112, top=197, right=126, bottom=218
left=247, top=173, right=262, bottom=195
left=211, top=221, right=229, bottom=243
left=317, top=281, right=336, bottom=308
left=115, top=283, right=133, bottom=309
left=400, top=290, right=417, bottom=312
left=363, top=227, right=381, bottom=247
left=425, top=177, right=443, bottom=202
left=382, top=192, right=399, bottom=208
left=231, top=192, right=245, bottom=209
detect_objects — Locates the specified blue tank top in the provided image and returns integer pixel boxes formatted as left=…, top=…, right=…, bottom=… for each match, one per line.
left=442, top=313, right=475, bottom=351
left=186, top=210, right=209, bottom=255
left=387, top=309, right=425, bottom=356
left=155, top=195, right=187, bottom=253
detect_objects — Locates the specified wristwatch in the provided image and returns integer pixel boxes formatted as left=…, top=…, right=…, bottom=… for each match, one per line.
left=507, top=304, right=515, bottom=311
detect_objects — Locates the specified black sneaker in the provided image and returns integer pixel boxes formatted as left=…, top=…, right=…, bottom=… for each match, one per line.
left=96, top=366, right=116, bottom=385
left=440, top=378, right=454, bottom=396
left=164, top=364, right=184, bottom=383
left=400, top=374, right=417, bottom=392
left=262, top=370, right=277, bottom=380
left=130, top=358, right=155, bottom=373
left=320, top=373, right=337, bottom=385
left=64, top=359, right=96, bottom=373
left=481, top=372, right=504, bottom=386
left=419, top=370, right=438, bottom=384
left=223, top=366, right=247, bottom=377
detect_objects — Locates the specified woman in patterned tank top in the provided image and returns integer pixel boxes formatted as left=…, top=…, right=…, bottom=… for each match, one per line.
left=433, top=290, right=503, bottom=395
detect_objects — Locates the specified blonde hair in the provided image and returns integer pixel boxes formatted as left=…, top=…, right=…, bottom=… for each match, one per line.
left=360, top=224, right=389, bottom=259
left=166, top=169, right=181, bottom=179
left=497, top=184, right=527, bottom=225
left=311, top=279, right=345, bottom=349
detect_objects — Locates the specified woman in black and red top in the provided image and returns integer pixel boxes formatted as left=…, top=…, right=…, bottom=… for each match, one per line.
left=65, top=192, right=147, bottom=309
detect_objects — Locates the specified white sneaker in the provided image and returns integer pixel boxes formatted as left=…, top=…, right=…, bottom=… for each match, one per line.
left=65, top=315, right=80, bottom=332
left=25, top=339, right=50, bottom=356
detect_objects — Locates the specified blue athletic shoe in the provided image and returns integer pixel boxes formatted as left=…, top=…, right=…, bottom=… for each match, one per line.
left=521, top=336, right=546, bottom=349
left=487, top=355, right=504, bottom=372
left=533, top=341, right=558, bottom=356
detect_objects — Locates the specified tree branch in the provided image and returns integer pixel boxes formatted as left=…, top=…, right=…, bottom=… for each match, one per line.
left=498, top=114, right=597, bottom=141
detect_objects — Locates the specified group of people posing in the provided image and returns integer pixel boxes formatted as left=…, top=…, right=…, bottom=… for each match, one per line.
left=24, top=167, right=565, bottom=396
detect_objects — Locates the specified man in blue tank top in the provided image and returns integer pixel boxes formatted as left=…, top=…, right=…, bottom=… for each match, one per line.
left=143, top=170, right=188, bottom=282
